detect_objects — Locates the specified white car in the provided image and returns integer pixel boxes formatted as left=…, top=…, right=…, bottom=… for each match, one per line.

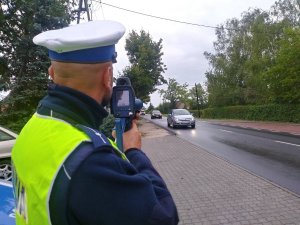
left=0, top=126, right=18, bottom=181
left=167, top=109, right=195, bottom=129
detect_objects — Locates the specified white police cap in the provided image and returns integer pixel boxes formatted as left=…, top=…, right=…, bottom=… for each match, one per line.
left=33, top=20, right=125, bottom=63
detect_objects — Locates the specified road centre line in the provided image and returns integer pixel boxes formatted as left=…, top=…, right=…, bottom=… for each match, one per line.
left=219, top=129, right=233, bottom=133
left=275, top=140, right=300, bottom=147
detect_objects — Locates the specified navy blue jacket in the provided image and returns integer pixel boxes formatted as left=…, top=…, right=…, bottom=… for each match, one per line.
left=38, top=84, right=179, bottom=225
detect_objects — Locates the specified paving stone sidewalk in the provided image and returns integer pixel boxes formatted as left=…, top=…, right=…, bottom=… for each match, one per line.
left=140, top=120, right=300, bottom=225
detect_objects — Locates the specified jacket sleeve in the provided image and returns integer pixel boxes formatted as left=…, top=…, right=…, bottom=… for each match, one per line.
left=68, top=146, right=179, bottom=225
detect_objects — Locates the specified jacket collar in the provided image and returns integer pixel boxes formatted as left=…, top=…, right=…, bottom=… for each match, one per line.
left=38, top=83, right=108, bottom=129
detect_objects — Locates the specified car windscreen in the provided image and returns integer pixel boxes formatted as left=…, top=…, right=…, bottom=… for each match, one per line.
left=0, top=130, right=14, bottom=141
left=152, top=110, right=160, bottom=114
left=173, top=109, right=190, bottom=115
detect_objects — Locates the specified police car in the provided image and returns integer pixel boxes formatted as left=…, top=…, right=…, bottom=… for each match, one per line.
left=0, top=180, right=15, bottom=225
left=0, top=126, right=18, bottom=181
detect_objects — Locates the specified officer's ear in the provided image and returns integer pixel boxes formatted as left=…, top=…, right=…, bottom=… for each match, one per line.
left=48, top=65, right=55, bottom=80
left=102, top=64, right=113, bottom=89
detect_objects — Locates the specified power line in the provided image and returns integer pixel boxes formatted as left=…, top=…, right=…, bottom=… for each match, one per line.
left=90, top=1, right=102, bottom=20
left=92, top=1, right=284, bottom=36
left=92, top=0, right=238, bottom=31
left=99, top=1, right=106, bottom=20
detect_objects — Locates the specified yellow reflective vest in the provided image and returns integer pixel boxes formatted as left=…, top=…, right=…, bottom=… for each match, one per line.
left=12, top=113, right=124, bottom=225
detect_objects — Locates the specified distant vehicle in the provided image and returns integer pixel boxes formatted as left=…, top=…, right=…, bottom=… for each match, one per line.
left=151, top=110, right=162, bottom=119
left=140, top=109, right=146, bottom=115
left=167, top=109, right=195, bottom=129
left=0, top=126, right=18, bottom=181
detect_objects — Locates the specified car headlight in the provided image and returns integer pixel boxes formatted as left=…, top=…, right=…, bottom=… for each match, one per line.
left=174, top=117, right=179, bottom=122
left=191, top=117, right=195, bottom=121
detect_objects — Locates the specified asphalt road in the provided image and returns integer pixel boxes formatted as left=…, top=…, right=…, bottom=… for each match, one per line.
left=144, top=115, right=300, bottom=195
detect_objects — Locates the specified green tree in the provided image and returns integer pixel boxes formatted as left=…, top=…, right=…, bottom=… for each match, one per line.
left=265, top=28, right=300, bottom=103
left=157, top=101, right=171, bottom=114
left=205, top=0, right=300, bottom=107
left=271, top=0, right=300, bottom=26
left=187, top=83, right=207, bottom=110
left=159, top=78, right=189, bottom=109
left=123, top=30, right=167, bottom=103
left=0, top=0, right=75, bottom=131
left=147, top=103, right=154, bottom=112
left=205, top=9, right=276, bottom=106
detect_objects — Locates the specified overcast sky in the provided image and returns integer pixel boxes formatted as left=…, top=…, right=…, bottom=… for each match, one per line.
left=91, top=0, right=276, bottom=106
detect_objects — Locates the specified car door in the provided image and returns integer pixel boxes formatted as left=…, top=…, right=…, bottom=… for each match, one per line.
left=0, top=180, right=15, bottom=225
left=0, top=130, right=16, bottom=159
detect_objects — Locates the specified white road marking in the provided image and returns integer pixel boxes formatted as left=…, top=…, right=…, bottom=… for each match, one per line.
left=275, top=141, right=300, bottom=147
left=219, top=129, right=233, bottom=133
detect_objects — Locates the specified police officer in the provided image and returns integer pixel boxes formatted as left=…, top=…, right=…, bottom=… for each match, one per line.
left=12, top=20, right=179, bottom=225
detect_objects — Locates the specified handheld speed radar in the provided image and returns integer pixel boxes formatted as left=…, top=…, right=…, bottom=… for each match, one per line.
left=111, top=77, right=136, bottom=118
left=111, top=77, right=143, bottom=151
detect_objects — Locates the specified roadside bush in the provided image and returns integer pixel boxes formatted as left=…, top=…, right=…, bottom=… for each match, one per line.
left=0, top=110, right=35, bottom=133
left=99, top=114, right=115, bottom=139
left=200, top=104, right=300, bottom=123
left=189, top=110, right=202, bottom=118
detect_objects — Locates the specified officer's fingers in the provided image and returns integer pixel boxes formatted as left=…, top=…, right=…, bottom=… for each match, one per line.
left=112, top=129, right=116, bottom=138
left=131, top=119, right=140, bottom=130
left=126, top=122, right=137, bottom=133
left=134, top=112, right=141, bottom=120
left=123, top=122, right=142, bottom=151
left=124, top=121, right=140, bottom=137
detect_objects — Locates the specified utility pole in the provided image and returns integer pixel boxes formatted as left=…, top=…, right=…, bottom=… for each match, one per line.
left=195, top=83, right=200, bottom=118
left=73, top=0, right=91, bottom=24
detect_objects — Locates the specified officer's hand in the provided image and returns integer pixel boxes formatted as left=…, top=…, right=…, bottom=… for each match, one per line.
left=134, top=111, right=141, bottom=120
left=123, top=119, right=141, bottom=152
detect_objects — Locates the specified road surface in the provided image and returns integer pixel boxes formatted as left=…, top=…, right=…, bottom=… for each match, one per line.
left=144, top=115, right=300, bottom=195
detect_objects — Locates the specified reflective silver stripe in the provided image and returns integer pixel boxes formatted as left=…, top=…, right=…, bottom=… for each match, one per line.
left=95, top=132, right=107, bottom=144
left=62, top=165, right=71, bottom=180
left=84, top=126, right=107, bottom=144
left=36, top=113, right=73, bottom=126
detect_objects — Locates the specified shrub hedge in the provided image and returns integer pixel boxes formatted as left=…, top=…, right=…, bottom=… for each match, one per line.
left=191, top=104, right=300, bottom=123
left=99, top=114, right=115, bottom=139
left=0, top=110, right=35, bottom=133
